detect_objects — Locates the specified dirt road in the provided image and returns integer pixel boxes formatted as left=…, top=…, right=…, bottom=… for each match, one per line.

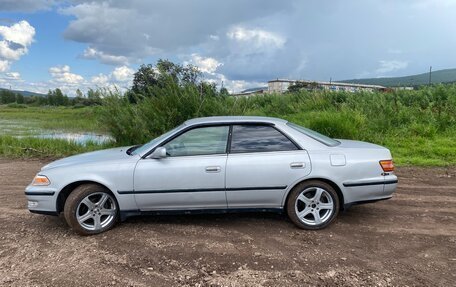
left=0, top=159, right=455, bottom=286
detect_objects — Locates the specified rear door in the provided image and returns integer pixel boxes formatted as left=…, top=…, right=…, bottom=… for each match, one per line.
left=225, top=124, right=311, bottom=208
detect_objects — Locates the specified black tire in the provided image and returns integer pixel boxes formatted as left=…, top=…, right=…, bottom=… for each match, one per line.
left=286, top=180, right=339, bottom=230
left=64, top=184, right=118, bottom=235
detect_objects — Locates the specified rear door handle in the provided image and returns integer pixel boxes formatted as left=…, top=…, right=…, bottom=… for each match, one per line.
left=290, top=162, right=305, bottom=169
left=205, top=166, right=221, bottom=173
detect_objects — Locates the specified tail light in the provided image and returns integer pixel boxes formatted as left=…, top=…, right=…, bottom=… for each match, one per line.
left=379, top=160, right=394, bottom=172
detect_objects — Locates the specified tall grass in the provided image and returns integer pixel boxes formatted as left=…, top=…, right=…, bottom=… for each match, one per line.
left=0, top=136, right=114, bottom=158
left=99, top=83, right=456, bottom=166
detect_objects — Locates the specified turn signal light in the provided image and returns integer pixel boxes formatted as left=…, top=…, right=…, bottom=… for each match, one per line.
left=32, top=175, right=50, bottom=186
left=379, top=160, right=394, bottom=172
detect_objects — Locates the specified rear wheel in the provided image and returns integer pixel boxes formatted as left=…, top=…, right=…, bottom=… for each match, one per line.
left=64, top=184, right=118, bottom=235
left=287, top=180, right=339, bottom=230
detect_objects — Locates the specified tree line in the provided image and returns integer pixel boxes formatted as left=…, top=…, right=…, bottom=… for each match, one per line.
left=0, top=88, right=102, bottom=106
left=1, top=59, right=230, bottom=107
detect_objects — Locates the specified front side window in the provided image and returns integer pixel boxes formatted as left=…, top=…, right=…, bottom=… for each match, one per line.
left=164, top=126, right=229, bottom=157
left=230, top=125, right=298, bottom=153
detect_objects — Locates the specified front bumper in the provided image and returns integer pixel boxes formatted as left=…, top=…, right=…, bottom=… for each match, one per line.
left=25, top=185, right=58, bottom=215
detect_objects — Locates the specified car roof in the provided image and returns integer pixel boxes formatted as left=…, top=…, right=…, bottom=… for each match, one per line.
left=184, top=116, right=288, bottom=125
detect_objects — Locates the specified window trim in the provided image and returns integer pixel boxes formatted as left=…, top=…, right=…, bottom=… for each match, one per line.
left=228, top=124, right=301, bottom=154
left=142, top=122, right=302, bottom=159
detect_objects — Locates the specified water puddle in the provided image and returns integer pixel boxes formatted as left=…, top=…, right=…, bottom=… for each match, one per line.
left=0, top=119, right=114, bottom=145
left=36, top=132, right=114, bottom=145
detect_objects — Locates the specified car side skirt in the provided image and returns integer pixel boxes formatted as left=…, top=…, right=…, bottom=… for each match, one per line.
left=119, top=208, right=284, bottom=221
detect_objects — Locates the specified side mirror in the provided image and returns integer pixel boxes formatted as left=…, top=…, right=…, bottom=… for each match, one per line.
left=150, top=147, right=167, bottom=159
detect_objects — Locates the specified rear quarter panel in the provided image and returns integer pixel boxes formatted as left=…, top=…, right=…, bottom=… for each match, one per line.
left=292, top=147, right=395, bottom=205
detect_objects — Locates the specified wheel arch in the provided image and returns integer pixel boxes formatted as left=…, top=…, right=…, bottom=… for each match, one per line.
left=56, top=180, right=117, bottom=214
left=284, top=177, right=345, bottom=212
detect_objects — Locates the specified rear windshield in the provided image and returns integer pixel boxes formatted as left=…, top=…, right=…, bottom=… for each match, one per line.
left=287, top=122, right=340, bottom=147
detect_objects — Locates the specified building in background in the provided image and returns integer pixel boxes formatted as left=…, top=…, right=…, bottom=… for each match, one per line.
left=267, top=79, right=387, bottom=93
left=232, top=87, right=268, bottom=97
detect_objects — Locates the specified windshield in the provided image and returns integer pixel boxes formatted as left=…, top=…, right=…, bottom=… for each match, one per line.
left=130, top=124, right=186, bottom=156
left=287, top=122, right=340, bottom=147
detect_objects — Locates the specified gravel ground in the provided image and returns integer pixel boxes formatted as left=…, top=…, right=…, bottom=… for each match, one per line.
left=0, top=159, right=455, bottom=286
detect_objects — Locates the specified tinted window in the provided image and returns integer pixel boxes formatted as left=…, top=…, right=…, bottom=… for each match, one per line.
left=164, top=126, right=229, bottom=157
left=230, top=125, right=298, bottom=153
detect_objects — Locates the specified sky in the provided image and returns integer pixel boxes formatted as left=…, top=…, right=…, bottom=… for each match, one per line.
left=0, top=0, right=456, bottom=95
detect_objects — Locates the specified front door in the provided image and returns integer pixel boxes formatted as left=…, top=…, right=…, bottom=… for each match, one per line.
left=134, top=125, right=230, bottom=211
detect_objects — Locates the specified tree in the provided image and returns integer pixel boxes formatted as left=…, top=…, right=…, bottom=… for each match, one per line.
left=131, top=59, right=202, bottom=97
left=76, top=89, right=83, bottom=98
left=132, top=64, right=159, bottom=95
left=219, top=87, right=230, bottom=97
left=16, top=93, right=24, bottom=104
left=0, top=90, right=17, bottom=104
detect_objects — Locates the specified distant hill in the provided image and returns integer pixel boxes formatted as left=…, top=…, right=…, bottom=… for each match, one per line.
left=341, top=68, right=456, bottom=87
left=0, top=88, right=46, bottom=97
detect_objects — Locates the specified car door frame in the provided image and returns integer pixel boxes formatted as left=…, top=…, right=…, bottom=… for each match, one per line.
left=224, top=123, right=312, bottom=209
left=133, top=123, right=232, bottom=210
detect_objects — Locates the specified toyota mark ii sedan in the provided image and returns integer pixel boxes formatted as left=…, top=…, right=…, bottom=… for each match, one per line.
left=25, top=116, right=397, bottom=235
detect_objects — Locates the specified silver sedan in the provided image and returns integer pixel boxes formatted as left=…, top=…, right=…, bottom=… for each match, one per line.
left=25, top=116, right=397, bottom=235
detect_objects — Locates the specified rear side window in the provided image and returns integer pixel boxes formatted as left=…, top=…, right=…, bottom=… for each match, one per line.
left=230, top=125, right=298, bottom=153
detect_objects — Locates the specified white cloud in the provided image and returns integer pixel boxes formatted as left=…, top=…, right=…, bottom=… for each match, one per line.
left=184, top=54, right=222, bottom=74
left=3, top=72, right=21, bottom=81
left=112, top=66, right=134, bottom=82
left=82, top=47, right=129, bottom=66
left=0, top=60, right=10, bottom=72
left=49, top=65, right=84, bottom=84
left=0, top=20, right=35, bottom=71
left=227, top=26, right=285, bottom=49
left=91, top=73, right=109, bottom=86
left=376, top=60, right=408, bottom=74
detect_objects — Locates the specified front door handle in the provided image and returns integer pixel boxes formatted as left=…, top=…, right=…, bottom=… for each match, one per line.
left=205, top=166, right=221, bottom=173
left=290, top=162, right=305, bottom=169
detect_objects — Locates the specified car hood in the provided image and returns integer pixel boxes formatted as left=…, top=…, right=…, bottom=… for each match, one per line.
left=336, top=139, right=386, bottom=150
left=41, top=146, right=135, bottom=171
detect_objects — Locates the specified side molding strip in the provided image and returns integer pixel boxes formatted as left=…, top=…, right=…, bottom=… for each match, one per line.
left=118, top=186, right=288, bottom=195
left=343, top=179, right=398, bottom=187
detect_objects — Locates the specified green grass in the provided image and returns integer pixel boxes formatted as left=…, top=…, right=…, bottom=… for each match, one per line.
left=0, top=135, right=114, bottom=158
left=0, top=105, right=104, bottom=133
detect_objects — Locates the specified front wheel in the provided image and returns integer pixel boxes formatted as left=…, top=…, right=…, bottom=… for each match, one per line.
left=64, top=184, right=118, bottom=235
left=286, top=181, right=339, bottom=230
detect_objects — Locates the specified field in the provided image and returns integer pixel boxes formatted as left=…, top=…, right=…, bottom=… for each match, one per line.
left=0, top=106, right=113, bottom=158
left=1, top=159, right=455, bottom=286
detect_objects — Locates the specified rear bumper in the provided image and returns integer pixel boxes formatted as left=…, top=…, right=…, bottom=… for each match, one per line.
left=342, top=175, right=397, bottom=205
left=343, top=196, right=392, bottom=209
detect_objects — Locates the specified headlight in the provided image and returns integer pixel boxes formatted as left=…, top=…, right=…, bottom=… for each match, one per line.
left=32, top=175, right=50, bottom=186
